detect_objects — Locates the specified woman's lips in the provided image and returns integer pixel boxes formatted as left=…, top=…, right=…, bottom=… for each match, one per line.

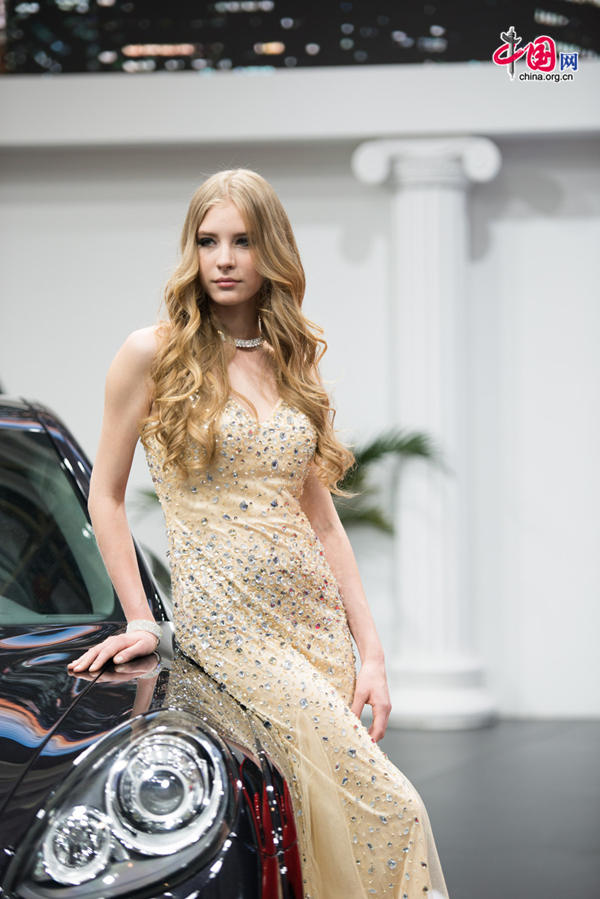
left=215, top=279, right=239, bottom=287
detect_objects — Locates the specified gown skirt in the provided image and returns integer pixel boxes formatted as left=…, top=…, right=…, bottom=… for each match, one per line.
left=143, top=395, right=450, bottom=898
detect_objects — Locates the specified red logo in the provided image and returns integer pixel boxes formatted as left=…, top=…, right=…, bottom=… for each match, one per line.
left=492, top=25, right=578, bottom=81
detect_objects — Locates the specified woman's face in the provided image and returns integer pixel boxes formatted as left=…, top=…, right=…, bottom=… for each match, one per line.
left=196, top=199, right=264, bottom=311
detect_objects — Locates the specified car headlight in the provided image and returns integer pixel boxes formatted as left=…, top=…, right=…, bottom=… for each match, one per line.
left=5, top=709, right=238, bottom=898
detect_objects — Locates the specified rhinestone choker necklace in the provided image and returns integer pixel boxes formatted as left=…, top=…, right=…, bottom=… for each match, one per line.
left=217, top=329, right=264, bottom=349
left=216, top=313, right=264, bottom=349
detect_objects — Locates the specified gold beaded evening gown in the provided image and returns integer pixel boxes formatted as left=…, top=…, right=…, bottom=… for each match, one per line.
left=143, top=394, right=449, bottom=898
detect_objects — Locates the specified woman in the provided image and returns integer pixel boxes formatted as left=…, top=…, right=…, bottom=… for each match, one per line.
left=68, top=168, right=449, bottom=898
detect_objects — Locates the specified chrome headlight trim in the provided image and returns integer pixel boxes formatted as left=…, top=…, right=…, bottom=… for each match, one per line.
left=5, top=708, right=238, bottom=897
left=105, top=727, right=227, bottom=855
left=41, top=805, right=113, bottom=886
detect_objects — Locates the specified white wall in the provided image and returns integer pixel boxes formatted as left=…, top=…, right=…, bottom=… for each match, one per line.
left=467, top=135, right=600, bottom=716
left=1, top=63, right=599, bottom=717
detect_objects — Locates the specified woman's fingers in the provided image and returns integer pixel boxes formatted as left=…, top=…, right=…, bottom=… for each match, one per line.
left=368, top=700, right=392, bottom=742
left=68, top=635, right=129, bottom=672
left=67, top=633, right=158, bottom=673
left=68, top=644, right=109, bottom=671
left=67, top=648, right=100, bottom=670
left=88, top=649, right=114, bottom=671
left=350, top=692, right=367, bottom=720
left=88, top=636, right=134, bottom=670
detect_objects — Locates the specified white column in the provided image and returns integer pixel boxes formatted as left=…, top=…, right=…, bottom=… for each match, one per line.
left=352, top=138, right=501, bottom=729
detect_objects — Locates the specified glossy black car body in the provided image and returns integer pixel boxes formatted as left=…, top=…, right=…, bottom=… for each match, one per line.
left=0, top=396, right=303, bottom=899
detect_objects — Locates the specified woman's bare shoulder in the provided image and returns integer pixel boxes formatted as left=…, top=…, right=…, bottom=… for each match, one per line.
left=121, top=322, right=170, bottom=370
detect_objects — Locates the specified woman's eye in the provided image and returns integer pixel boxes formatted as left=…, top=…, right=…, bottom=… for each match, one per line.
left=196, top=237, right=250, bottom=247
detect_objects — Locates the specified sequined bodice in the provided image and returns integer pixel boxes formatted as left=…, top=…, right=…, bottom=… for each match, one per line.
left=143, top=392, right=355, bottom=688
left=143, top=395, right=318, bottom=529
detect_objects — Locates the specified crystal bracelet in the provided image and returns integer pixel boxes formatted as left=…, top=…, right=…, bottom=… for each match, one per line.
left=126, top=619, right=161, bottom=646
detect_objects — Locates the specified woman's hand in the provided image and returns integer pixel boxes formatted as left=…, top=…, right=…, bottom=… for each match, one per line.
left=68, top=654, right=161, bottom=683
left=67, top=630, right=159, bottom=674
left=350, top=658, right=392, bottom=742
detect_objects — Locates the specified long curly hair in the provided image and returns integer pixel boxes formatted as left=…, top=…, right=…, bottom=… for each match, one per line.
left=139, top=168, right=356, bottom=497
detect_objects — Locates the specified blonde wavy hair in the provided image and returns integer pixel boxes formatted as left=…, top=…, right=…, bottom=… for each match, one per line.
left=139, top=168, right=356, bottom=497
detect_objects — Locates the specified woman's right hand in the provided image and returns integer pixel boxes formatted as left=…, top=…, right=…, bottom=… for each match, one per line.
left=67, top=630, right=159, bottom=674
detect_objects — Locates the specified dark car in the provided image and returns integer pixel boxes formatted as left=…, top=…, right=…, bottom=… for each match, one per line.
left=0, top=396, right=303, bottom=898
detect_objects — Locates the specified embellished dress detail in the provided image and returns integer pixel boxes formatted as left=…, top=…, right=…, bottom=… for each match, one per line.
left=143, top=396, right=449, bottom=898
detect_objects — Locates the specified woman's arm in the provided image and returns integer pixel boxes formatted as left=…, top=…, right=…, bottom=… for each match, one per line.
left=68, top=326, right=162, bottom=674
left=299, top=464, right=392, bottom=740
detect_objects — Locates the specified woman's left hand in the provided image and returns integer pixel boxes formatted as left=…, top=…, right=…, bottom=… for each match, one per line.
left=350, top=658, right=392, bottom=742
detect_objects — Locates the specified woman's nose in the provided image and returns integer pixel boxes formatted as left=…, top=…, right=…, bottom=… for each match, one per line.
left=217, top=243, right=234, bottom=266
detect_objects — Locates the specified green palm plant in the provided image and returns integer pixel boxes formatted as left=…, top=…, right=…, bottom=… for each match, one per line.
left=130, top=425, right=447, bottom=594
left=332, top=426, right=448, bottom=533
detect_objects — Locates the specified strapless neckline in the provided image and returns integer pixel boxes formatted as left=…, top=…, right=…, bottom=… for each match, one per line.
left=226, top=394, right=285, bottom=427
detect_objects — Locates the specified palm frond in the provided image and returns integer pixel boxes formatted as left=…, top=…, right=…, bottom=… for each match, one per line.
left=338, top=427, right=449, bottom=493
left=128, top=488, right=164, bottom=522
left=332, top=503, right=394, bottom=533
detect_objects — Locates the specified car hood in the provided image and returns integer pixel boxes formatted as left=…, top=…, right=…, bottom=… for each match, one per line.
left=0, top=623, right=161, bottom=850
left=0, top=624, right=301, bottom=890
